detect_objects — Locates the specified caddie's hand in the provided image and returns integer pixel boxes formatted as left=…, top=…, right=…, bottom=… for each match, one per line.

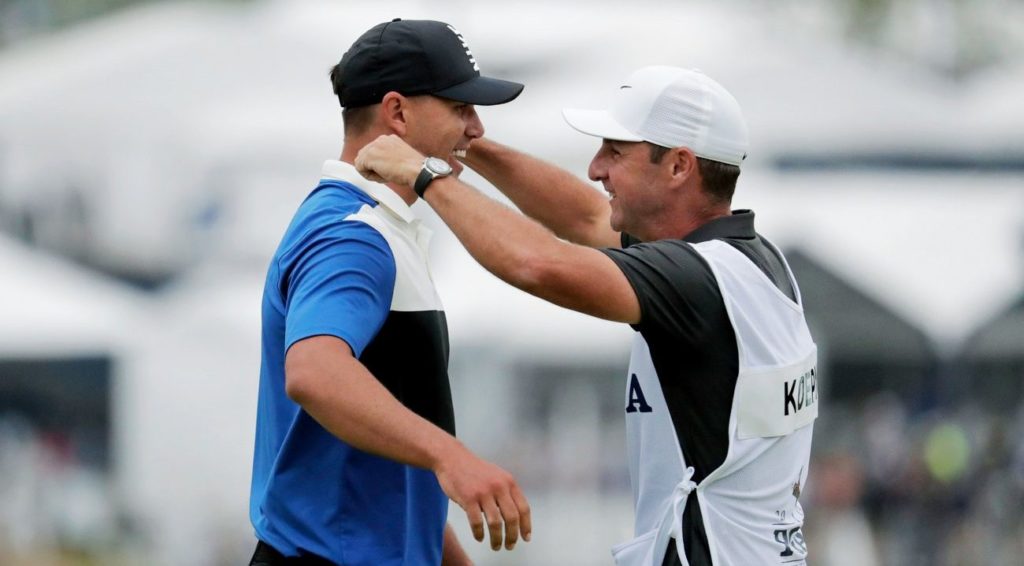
left=434, top=443, right=532, bottom=552
left=354, top=134, right=424, bottom=188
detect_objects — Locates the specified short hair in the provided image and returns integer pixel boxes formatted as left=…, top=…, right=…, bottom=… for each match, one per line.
left=341, top=106, right=375, bottom=137
left=647, top=143, right=671, bottom=164
left=647, top=143, right=740, bottom=204
left=330, top=63, right=375, bottom=137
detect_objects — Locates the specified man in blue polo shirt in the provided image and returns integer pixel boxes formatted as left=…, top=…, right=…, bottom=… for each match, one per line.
left=249, top=19, right=530, bottom=565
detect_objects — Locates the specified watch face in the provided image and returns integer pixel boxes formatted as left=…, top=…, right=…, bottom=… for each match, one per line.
left=425, top=157, right=452, bottom=175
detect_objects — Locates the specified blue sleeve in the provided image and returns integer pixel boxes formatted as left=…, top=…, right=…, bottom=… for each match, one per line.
left=282, top=221, right=396, bottom=357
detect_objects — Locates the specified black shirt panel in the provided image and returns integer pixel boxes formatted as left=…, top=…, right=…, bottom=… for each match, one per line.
left=681, top=492, right=713, bottom=566
left=359, top=310, right=455, bottom=435
left=682, top=210, right=756, bottom=243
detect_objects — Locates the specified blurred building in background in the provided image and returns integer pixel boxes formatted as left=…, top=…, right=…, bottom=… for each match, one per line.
left=0, top=0, right=1022, bottom=565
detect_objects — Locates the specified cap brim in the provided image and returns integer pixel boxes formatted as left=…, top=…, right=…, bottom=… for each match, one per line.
left=562, top=108, right=643, bottom=142
left=434, top=76, right=524, bottom=106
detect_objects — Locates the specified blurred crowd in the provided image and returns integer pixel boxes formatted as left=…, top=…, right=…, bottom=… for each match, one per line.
left=0, top=415, right=125, bottom=565
left=806, top=391, right=1024, bottom=566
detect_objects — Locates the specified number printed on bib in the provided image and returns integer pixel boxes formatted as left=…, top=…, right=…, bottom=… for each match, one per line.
left=735, top=349, right=818, bottom=439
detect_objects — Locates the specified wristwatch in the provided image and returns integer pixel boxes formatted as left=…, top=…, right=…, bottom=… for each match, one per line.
left=413, top=157, right=453, bottom=197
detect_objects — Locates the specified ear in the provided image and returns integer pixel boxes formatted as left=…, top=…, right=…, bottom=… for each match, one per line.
left=669, top=147, right=698, bottom=187
left=379, top=91, right=409, bottom=136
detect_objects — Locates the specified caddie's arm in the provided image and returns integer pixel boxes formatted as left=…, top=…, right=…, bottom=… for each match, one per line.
left=462, top=138, right=620, bottom=249
left=356, top=135, right=640, bottom=324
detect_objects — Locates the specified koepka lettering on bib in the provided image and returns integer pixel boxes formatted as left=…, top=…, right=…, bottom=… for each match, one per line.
left=735, top=348, right=818, bottom=439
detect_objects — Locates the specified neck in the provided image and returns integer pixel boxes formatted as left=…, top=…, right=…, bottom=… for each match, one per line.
left=636, top=203, right=730, bottom=242
left=683, top=204, right=731, bottom=238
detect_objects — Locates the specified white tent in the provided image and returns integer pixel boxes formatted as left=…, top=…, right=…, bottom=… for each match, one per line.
left=0, top=235, right=144, bottom=356
left=742, top=170, right=1024, bottom=350
left=117, top=264, right=264, bottom=565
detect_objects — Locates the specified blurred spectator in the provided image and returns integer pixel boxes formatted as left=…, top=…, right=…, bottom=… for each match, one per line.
left=806, top=452, right=881, bottom=566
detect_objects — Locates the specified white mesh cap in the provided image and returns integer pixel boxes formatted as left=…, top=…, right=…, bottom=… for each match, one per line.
left=563, top=66, right=749, bottom=166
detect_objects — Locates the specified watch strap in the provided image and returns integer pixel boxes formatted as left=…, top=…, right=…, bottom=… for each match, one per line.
left=413, top=167, right=436, bottom=198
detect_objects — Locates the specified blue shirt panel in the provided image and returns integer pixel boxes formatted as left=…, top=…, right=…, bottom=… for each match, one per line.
left=250, top=180, right=446, bottom=565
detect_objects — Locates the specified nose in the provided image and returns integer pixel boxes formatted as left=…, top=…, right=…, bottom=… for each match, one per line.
left=589, top=147, right=609, bottom=181
left=465, top=106, right=484, bottom=139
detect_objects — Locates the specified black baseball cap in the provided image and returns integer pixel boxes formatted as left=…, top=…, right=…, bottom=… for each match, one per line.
left=332, top=18, right=524, bottom=109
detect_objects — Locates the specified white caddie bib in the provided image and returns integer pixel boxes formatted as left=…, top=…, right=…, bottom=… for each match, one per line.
left=613, top=238, right=817, bottom=566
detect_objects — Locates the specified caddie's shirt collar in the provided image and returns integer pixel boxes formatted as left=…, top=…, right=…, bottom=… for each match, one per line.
left=321, top=160, right=417, bottom=224
left=683, top=209, right=757, bottom=243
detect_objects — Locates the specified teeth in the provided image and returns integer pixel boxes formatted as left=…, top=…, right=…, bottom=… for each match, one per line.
left=452, top=149, right=467, bottom=158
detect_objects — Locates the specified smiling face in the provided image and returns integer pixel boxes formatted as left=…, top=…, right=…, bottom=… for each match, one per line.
left=588, top=139, right=674, bottom=238
left=402, top=95, right=484, bottom=170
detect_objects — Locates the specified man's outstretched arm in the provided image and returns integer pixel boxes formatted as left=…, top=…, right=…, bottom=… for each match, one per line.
left=462, top=138, right=620, bottom=249
left=356, top=135, right=640, bottom=324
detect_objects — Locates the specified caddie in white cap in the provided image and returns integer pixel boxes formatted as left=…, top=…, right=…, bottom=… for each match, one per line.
left=357, top=65, right=818, bottom=566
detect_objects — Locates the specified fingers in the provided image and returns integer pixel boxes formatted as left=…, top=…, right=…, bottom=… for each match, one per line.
left=512, top=484, right=532, bottom=542
left=354, top=134, right=425, bottom=188
left=353, top=153, right=375, bottom=181
left=496, top=491, right=519, bottom=550
left=465, top=503, right=485, bottom=544
left=353, top=135, right=392, bottom=182
left=481, top=497, right=504, bottom=551
left=439, top=452, right=531, bottom=552
left=461, top=487, right=529, bottom=551
left=488, top=482, right=532, bottom=551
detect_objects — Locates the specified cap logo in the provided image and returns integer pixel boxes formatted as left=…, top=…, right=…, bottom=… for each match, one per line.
left=446, top=24, right=479, bottom=71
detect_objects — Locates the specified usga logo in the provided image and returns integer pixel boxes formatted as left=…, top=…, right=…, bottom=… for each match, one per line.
left=446, top=25, right=479, bottom=71
left=774, top=525, right=807, bottom=558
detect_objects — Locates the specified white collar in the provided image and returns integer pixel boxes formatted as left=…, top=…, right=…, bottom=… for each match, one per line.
left=320, top=160, right=417, bottom=224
